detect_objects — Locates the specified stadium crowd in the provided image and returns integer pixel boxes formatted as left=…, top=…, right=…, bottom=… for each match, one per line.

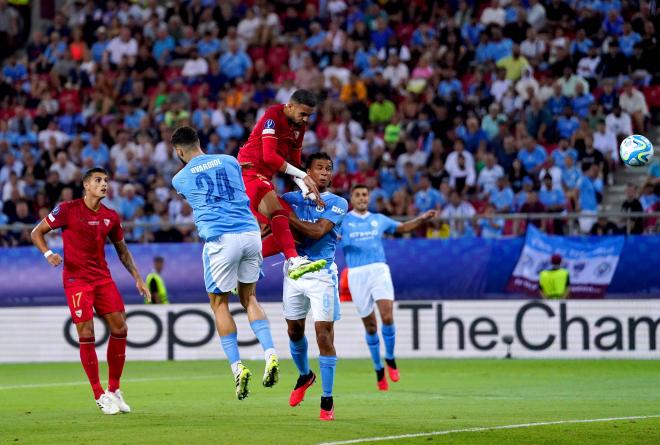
left=1, top=0, right=660, bottom=246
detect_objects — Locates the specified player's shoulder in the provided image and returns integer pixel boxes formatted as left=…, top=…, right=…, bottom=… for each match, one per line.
left=53, top=198, right=81, bottom=214
left=281, top=190, right=303, bottom=204
left=323, top=193, right=348, bottom=214
left=100, top=203, right=121, bottom=219
left=263, top=104, right=285, bottom=119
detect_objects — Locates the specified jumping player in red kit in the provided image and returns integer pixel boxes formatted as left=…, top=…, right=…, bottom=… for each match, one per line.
left=238, top=89, right=327, bottom=279
left=31, top=167, right=151, bottom=415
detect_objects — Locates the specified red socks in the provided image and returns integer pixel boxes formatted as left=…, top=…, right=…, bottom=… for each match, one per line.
left=107, top=333, right=127, bottom=393
left=270, top=209, right=298, bottom=259
left=79, top=337, right=104, bottom=399
left=262, top=234, right=282, bottom=258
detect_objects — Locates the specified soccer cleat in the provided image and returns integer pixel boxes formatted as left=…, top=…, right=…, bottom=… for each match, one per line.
left=376, top=368, right=388, bottom=391
left=106, top=389, right=131, bottom=413
left=386, top=358, right=400, bottom=382
left=289, top=371, right=316, bottom=407
left=320, top=396, right=335, bottom=421
left=262, top=353, right=280, bottom=388
left=96, top=393, right=120, bottom=415
left=287, top=256, right=327, bottom=280
left=235, top=363, right=252, bottom=400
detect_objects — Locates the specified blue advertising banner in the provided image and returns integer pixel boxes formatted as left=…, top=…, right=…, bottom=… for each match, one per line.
left=1, top=235, right=659, bottom=307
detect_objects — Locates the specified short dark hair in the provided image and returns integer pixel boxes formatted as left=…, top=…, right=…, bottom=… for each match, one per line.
left=154, top=256, right=164, bottom=262
left=351, top=184, right=369, bottom=194
left=305, top=151, right=333, bottom=170
left=83, top=167, right=108, bottom=183
left=290, top=89, right=318, bottom=108
left=171, top=126, right=200, bottom=150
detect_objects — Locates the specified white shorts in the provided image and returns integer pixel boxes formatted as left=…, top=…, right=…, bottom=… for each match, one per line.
left=283, top=263, right=341, bottom=322
left=347, top=262, right=395, bottom=318
left=578, top=210, right=597, bottom=233
left=203, top=231, right=262, bottom=294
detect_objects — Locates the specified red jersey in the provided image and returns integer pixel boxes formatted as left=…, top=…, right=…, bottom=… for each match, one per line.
left=45, top=199, right=124, bottom=284
left=237, top=104, right=306, bottom=180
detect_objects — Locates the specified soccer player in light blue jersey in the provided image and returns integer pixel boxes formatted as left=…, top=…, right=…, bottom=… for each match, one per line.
left=170, top=126, right=279, bottom=401
left=278, top=152, right=348, bottom=421
left=340, top=185, right=436, bottom=390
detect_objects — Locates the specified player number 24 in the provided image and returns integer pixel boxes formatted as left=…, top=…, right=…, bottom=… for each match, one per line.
left=196, top=169, right=235, bottom=203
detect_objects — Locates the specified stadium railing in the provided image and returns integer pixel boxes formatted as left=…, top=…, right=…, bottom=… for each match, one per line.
left=0, top=211, right=658, bottom=241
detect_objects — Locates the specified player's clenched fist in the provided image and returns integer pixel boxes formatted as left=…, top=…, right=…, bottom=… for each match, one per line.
left=47, top=253, right=63, bottom=267
left=421, top=210, right=439, bottom=220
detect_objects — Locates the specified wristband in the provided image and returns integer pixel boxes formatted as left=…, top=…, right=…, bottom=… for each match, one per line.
left=284, top=163, right=307, bottom=179
left=44, top=250, right=54, bottom=258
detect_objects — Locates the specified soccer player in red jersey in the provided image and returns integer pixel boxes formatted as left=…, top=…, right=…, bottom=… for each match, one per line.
left=238, top=89, right=327, bottom=279
left=31, top=167, right=151, bottom=415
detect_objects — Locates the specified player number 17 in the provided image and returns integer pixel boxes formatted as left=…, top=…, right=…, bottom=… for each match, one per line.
left=196, top=169, right=235, bottom=203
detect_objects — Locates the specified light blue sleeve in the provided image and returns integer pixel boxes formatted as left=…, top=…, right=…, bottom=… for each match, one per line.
left=282, top=192, right=304, bottom=207
left=320, top=196, right=348, bottom=226
left=377, top=213, right=401, bottom=235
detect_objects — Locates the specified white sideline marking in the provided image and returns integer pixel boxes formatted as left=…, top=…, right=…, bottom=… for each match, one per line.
left=318, top=415, right=660, bottom=445
left=0, top=375, right=218, bottom=391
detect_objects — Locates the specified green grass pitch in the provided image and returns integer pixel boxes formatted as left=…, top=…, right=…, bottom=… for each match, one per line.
left=1, top=359, right=659, bottom=444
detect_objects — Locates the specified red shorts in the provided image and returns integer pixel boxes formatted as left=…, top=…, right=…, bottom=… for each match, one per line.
left=243, top=174, right=292, bottom=225
left=64, top=278, right=125, bottom=324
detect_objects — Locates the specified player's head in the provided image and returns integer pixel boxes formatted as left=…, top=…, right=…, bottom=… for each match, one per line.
left=154, top=256, right=164, bottom=272
left=350, top=184, right=370, bottom=212
left=82, top=167, right=109, bottom=199
left=305, top=152, right=333, bottom=191
left=171, top=126, right=202, bottom=164
left=285, top=89, right=318, bottom=127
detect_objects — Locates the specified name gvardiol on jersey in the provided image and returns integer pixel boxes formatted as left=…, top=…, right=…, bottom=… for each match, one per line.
left=190, top=159, right=222, bottom=174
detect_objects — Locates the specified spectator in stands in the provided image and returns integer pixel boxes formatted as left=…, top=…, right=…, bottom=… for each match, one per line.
left=478, top=203, right=505, bottom=238
left=478, top=152, right=505, bottom=195
left=621, top=183, right=644, bottom=234
left=49, top=151, right=78, bottom=185
left=577, top=164, right=603, bottom=233
left=520, top=190, right=546, bottom=228
left=441, top=190, right=476, bottom=238
left=490, top=176, right=515, bottom=213
left=590, top=216, right=620, bottom=235
left=619, top=79, right=649, bottom=131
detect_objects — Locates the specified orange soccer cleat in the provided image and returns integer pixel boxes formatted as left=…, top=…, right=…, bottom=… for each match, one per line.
left=289, top=371, right=316, bottom=407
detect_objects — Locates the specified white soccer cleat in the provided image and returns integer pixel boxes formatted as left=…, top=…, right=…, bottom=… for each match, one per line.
left=287, top=256, right=327, bottom=280
left=96, top=393, right=120, bottom=415
left=106, top=389, right=131, bottom=413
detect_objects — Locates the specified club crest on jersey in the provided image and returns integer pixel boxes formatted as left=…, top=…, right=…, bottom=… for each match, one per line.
left=371, top=220, right=379, bottom=228
left=293, top=130, right=300, bottom=138
left=75, top=309, right=82, bottom=318
left=316, top=204, right=324, bottom=212
left=103, top=219, right=110, bottom=226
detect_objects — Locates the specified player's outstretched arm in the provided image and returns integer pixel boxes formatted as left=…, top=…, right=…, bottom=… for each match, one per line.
left=396, top=210, right=439, bottom=234
left=31, top=220, right=62, bottom=267
left=288, top=213, right=335, bottom=240
left=113, top=240, right=152, bottom=302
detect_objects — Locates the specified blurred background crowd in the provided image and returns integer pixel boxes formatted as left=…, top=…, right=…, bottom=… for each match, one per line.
left=1, top=0, right=659, bottom=246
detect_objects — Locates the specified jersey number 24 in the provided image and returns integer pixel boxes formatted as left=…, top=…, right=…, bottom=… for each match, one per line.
left=195, top=169, right=235, bottom=203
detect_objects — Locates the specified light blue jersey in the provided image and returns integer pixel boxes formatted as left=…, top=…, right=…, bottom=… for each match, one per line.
left=282, top=191, right=348, bottom=267
left=172, top=154, right=258, bottom=241
left=340, top=211, right=401, bottom=268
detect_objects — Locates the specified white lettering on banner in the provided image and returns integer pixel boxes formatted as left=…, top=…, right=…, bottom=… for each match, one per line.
left=0, top=301, right=659, bottom=363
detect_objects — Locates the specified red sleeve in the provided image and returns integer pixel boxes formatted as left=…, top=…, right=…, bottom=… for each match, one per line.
left=108, top=213, right=124, bottom=243
left=261, top=108, right=286, bottom=171
left=45, top=202, right=70, bottom=230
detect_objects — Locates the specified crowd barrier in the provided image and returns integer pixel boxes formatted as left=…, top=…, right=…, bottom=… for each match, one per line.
left=0, top=235, right=659, bottom=307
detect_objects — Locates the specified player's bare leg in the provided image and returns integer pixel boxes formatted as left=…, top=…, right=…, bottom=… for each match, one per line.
left=287, top=318, right=316, bottom=407
left=103, top=311, right=131, bottom=412
left=376, top=299, right=399, bottom=382
left=75, top=320, right=119, bottom=415
left=209, top=292, right=251, bottom=400
left=361, top=311, right=388, bottom=391
left=258, top=191, right=326, bottom=279
left=315, top=321, right=337, bottom=420
left=237, top=282, right=279, bottom=388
